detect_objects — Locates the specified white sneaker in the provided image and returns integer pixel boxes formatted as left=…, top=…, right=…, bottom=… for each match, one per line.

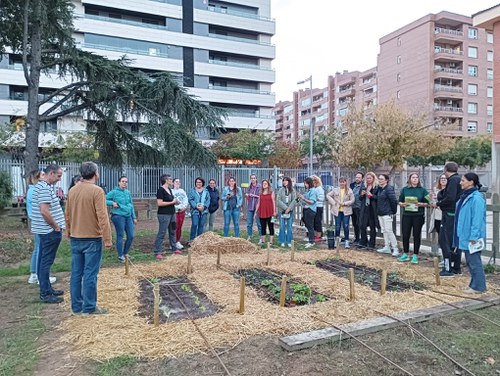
left=247, top=236, right=251, bottom=241
left=28, top=274, right=38, bottom=284
left=321, top=236, right=328, bottom=241
left=35, top=276, right=57, bottom=284
left=258, top=239, right=264, bottom=245
left=377, top=246, right=391, bottom=254
left=391, top=249, right=400, bottom=257
left=176, top=242, right=184, bottom=249
left=288, top=243, right=292, bottom=248
left=281, top=243, right=285, bottom=247
left=344, top=241, right=350, bottom=249
left=303, top=237, right=309, bottom=242
left=304, top=242, right=315, bottom=249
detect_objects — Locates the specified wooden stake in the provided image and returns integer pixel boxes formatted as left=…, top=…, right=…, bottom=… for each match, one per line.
left=239, top=277, right=245, bottom=314
left=380, top=270, right=387, bottom=295
left=124, top=255, right=129, bottom=276
left=266, top=246, right=271, bottom=266
left=216, top=249, right=221, bottom=269
left=187, top=251, right=192, bottom=274
left=279, top=275, right=287, bottom=307
left=153, top=283, right=160, bottom=327
left=349, top=268, right=356, bottom=301
left=290, top=240, right=295, bottom=261
left=434, top=257, right=441, bottom=286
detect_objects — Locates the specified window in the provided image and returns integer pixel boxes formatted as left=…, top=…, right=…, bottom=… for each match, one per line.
left=487, top=51, right=494, bottom=62
left=468, top=47, right=478, bottom=58
left=396, top=55, right=401, bottom=64
left=468, top=65, right=478, bottom=77
left=40, top=120, right=57, bottom=133
left=300, top=98, right=311, bottom=107
left=467, top=103, right=478, bottom=114
left=487, top=87, right=493, bottom=98
left=396, top=90, right=401, bottom=99
left=487, top=105, right=493, bottom=116
left=487, top=69, right=494, bottom=80
left=487, top=32, right=493, bottom=43
left=467, top=121, right=477, bottom=133
left=397, top=37, right=401, bottom=46
left=468, top=28, right=478, bottom=39
left=467, top=84, right=478, bottom=96
left=487, top=122, right=493, bottom=133
left=397, top=73, right=401, bottom=82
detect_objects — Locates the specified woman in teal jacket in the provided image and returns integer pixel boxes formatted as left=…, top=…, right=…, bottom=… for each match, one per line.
left=221, top=176, right=243, bottom=237
left=106, top=176, right=137, bottom=262
left=453, top=173, right=487, bottom=293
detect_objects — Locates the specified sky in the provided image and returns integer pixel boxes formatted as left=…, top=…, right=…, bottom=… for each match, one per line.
left=270, top=0, right=498, bottom=102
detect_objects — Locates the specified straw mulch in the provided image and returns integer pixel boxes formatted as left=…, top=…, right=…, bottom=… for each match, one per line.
left=59, top=237, right=497, bottom=360
left=189, top=231, right=260, bottom=254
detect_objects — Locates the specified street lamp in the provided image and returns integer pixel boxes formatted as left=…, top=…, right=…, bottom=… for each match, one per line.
left=297, top=75, right=313, bottom=176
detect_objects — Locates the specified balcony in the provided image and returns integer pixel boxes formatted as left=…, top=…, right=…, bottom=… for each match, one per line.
left=208, top=85, right=271, bottom=95
left=208, top=33, right=272, bottom=46
left=434, top=66, right=463, bottom=78
left=433, top=105, right=463, bottom=116
left=76, top=13, right=168, bottom=31
left=434, top=27, right=464, bottom=37
left=434, top=84, right=462, bottom=93
left=81, top=43, right=169, bottom=58
left=434, top=47, right=464, bottom=60
left=207, top=5, right=274, bottom=22
left=208, top=59, right=273, bottom=71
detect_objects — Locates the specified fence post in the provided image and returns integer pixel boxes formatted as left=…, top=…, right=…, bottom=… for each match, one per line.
left=492, top=193, right=499, bottom=265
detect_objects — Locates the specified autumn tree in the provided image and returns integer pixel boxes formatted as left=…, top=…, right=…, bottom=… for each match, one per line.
left=211, top=130, right=274, bottom=164
left=0, top=0, right=225, bottom=172
left=299, top=126, right=344, bottom=168
left=268, top=140, right=302, bottom=168
left=338, top=100, right=452, bottom=172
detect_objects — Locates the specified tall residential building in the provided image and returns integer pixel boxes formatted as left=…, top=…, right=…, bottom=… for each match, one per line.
left=0, top=0, right=276, bottom=144
left=378, top=11, right=494, bottom=135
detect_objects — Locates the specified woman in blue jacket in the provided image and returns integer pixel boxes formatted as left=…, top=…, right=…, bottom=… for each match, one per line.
left=222, top=176, right=243, bottom=237
left=106, top=176, right=137, bottom=262
left=188, top=177, right=211, bottom=241
left=453, top=173, right=487, bottom=293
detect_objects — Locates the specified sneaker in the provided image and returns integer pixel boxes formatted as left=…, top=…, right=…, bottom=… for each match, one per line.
left=40, top=295, right=63, bottom=304
left=398, top=254, right=410, bottom=262
left=118, top=256, right=126, bottom=263
left=439, top=270, right=455, bottom=277
left=463, top=287, right=483, bottom=294
left=410, top=255, right=418, bottom=264
left=89, top=306, right=109, bottom=315
left=281, top=243, right=285, bottom=247
left=35, top=276, right=57, bottom=285
left=288, top=243, right=292, bottom=248
left=176, top=242, right=184, bottom=249
left=452, top=269, right=462, bottom=275
left=377, top=246, right=391, bottom=254
left=258, top=239, right=264, bottom=245
left=438, top=260, right=444, bottom=268
left=28, top=274, right=38, bottom=284
left=321, top=236, right=328, bottom=241
left=155, top=254, right=163, bottom=260
left=304, top=242, right=315, bottom=249
left=50, top=289, right=64, bottom=296
left=303, top=237, right=309, bottom=242
left=344, top=241, right=350, bottom=249
left=392, top=249, right=400, bottom=257
left=174, top=250, right=182, bottom=255
left=247, top=236, right=251, bottom=241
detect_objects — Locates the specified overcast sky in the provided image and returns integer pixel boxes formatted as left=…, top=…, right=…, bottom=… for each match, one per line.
left=270, top=0, right=498, bottom=102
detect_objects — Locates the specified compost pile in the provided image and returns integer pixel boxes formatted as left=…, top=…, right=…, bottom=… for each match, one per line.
left=189, top=231, right=260, bottom=254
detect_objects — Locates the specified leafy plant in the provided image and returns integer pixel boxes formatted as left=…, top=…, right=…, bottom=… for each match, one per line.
left=0, top=170, right=13, bottom=209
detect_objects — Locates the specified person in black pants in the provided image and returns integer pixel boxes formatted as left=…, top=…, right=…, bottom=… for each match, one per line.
left=435, top=162, right=462, bottom=276
left=358, top=172, right=379, bottom=249
left=350, top=172, right=364, bottom=244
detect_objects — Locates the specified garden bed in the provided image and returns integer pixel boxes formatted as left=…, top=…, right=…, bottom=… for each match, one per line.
left=315, top=258, right=426, bottom=292
left=236, top=268, right=329, bottom=307
left=137, top=276, right=220, bottom=323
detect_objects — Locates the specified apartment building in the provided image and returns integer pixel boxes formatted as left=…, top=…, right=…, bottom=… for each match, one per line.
left=0, top=0, right=276, bottom=144
left=378, top=11, right=494, bottom=135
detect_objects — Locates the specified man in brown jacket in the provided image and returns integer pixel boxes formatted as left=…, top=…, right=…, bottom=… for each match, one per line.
left=65, top=162, right=112, bottom=315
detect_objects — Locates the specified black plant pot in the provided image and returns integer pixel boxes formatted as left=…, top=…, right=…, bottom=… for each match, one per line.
left=327, top=230, right=336, bottom=249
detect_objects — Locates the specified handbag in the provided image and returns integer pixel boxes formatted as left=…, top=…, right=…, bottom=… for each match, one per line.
left=282, top=213, right=290, bottom=219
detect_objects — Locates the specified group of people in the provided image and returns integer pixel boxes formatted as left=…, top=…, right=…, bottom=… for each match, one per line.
left=27, top=162, right=112, bottom=315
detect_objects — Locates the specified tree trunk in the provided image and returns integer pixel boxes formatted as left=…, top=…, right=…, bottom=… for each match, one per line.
left=24, top=0, right=42, bottom=174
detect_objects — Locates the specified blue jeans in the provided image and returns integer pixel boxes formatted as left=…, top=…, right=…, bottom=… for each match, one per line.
left=246, top=209, right=261, bottom=237
left=335, top=212, right=350, bottom=241
left=154, top=214, right=176, bottom=253
left=278, top=212, right=293, bottom=244
left=37, top=230, right=62, bottom=297
left=111, top=214, right=135, bottom=257
left=30, top=233, right=40, bottom=274
left=70, top=238, right=103, bottom=313
left=463, top=249, right=487, bottom=292
left=190, top=210, right=207, bottom=241
left=224, top=208, right=240, bottom=237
